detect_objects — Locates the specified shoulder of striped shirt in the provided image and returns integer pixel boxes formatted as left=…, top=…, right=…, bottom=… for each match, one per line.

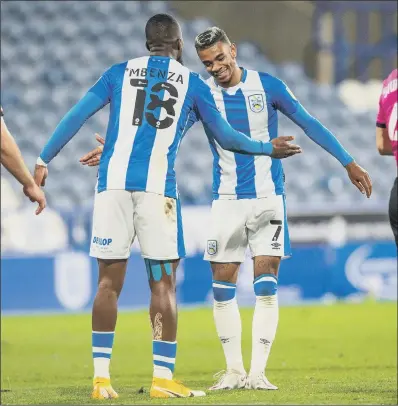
left=113, top=56, right=155, bottom=70
left=107, top=57, right=151, bottom=76
left=189, top=70, right=203, bottom=79
left=105, top=59, right=130, bottom=74
left=254, top=69, right=279, bottom=82
left=169, top=59, right=194, bottom=78
left=126, top=56, right=150, bottom=65
left=203, top=79, right=219, bottom=100
left=255, top=71, right=289, bottom=98
left=186, top=71, right=209, bottom=91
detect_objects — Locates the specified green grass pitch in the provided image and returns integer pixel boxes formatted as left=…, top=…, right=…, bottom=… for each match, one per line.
left=1, top=301, right=397, bottom=405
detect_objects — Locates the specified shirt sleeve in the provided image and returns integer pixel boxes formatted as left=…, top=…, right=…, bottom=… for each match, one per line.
left=376, top=92, right=386, bottom=128
left=273, top=78, right=354, bottom=167
left=183, top=108, right=199, bottom=136
left=39, top=69, right=113, bottom=164
left=87, top=68, right=113, bottom=104
left=192, top=76, right=273, bottom=156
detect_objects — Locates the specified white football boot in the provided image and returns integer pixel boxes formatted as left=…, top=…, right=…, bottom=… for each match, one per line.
left=246, top=372, right=278, bottom=390
left=209, top=370, right=247, bottom=391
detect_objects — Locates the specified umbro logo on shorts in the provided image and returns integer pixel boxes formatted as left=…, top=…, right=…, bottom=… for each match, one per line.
left=207, top=240, right=218, bottom=255
left=271, top=242, right=281, bottom=250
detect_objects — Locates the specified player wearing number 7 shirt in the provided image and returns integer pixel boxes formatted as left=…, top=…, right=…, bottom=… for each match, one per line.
left=33, top=14, right=301, bottom=400
left=376, top=68, right=398, bottom=245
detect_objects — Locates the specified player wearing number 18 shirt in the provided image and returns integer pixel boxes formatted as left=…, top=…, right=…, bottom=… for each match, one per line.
left=33, top=14, right=301, bottom=400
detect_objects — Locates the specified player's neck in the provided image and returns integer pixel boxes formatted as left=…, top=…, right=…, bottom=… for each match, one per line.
left=217, top=66, right=243, bottom=89
left=149, top=48, right=175, bottom=59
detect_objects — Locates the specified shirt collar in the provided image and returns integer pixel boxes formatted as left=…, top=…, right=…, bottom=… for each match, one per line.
left=212, top=67, right=247, bottom=94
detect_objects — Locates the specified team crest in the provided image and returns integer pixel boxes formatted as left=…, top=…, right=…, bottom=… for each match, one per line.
left=207, top=240, right=218, bottom=255
left=248, top=94, right=264, bottom=113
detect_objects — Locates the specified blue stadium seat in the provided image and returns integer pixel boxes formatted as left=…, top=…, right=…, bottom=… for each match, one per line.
left=1, top=0, right=395, bottom=212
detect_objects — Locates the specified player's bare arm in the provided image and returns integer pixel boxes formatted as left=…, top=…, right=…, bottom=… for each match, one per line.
left=376, top=126, right=393, bottom=155
left=1, top=113, right=46, bottom=215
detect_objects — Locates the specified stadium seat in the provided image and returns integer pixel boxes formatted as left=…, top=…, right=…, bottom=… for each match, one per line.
left=1, top=0, right=395, bottom=213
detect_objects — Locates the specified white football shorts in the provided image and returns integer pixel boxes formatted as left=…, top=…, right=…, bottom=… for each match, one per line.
left=204, top=194, right=291, bottom=262
left=89, top=190, right=185, bottom=260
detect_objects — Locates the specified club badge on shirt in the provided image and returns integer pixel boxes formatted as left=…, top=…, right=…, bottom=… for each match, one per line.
left=248, top=94, right=265, bottom=113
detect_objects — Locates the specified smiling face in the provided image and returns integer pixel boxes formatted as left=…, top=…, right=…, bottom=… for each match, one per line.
left=197, top=40, right=239, bottom=86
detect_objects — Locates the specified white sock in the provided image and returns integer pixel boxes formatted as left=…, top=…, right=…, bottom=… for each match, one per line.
left=250, top=275, right=279, bottom=376
left=93, top=358, right=111, bottom=379
left=92, top=331, right=114, bottom=379
left=153, top=340, right=176, bottom=380
left=153, top=365, right=173, bottom=380
left=213, top=281, right=245, bottom=374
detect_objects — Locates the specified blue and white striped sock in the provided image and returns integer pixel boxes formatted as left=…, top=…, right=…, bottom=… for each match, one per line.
left=250, top=274, right=279, bottom=376
left=212, top=280, right=245, bottom=374
left=153, top=340, right=177, bottom=380
left=92, top=331, right=115, bottom=379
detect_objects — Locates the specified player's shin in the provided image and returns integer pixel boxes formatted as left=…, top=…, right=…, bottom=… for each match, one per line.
left=249, top=273, right=279, bottom=377
left=91, top=259, right=126, bottom=398
left=147, top=259, right=178, bottom=380
left=147, top=259, right=206, bottom=398
left=212, top=280, right=245, bottom=374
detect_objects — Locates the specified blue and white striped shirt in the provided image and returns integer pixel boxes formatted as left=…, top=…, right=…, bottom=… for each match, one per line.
left=40, top=57, right=276, bottom=198
left=186, top=68, right=353, bottom=200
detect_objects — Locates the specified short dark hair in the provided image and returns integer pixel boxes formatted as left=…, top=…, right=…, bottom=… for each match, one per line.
left=194, top=27, right=231, bottom=50
left=145, top=13, right=181, bottom=45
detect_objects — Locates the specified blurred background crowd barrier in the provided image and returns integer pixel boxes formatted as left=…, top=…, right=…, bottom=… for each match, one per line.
left=1, top=1, right=397, bottom=314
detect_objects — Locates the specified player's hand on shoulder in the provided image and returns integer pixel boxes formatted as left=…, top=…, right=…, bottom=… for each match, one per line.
left=345, top=161, right=372, bottom=198
left=270, top=136, right=302, bottom=159
left=23, top=181, right=46, bottom=215
left=80, top=133, right=104, bottom=167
